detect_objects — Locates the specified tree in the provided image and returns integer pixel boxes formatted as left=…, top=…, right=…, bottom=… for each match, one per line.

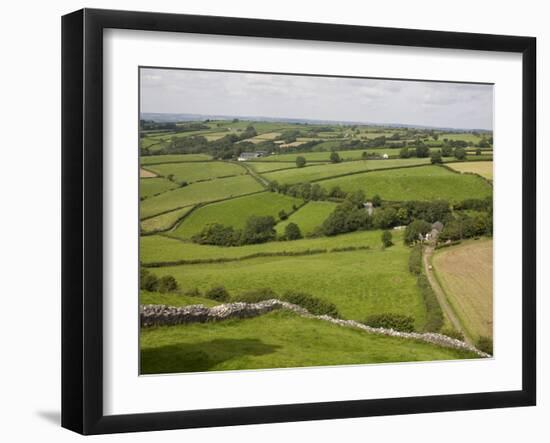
left=371, top=194, right=382, bottom=207
left=140, top=268, right=159, bottom=292
left=372, top=207, right=398, bottom=229
left=330, top=151, right=341, bottom=163
left=399, top=147, right=410, bottom=158
left=432, top=134, right=439, bottom=141
left=381, top=230, right=393, bottom=247
left=476, top=148, right=482, bottom=155
left=296, top=156, right=306, bottom=168
left=404, top=219, right=432, bottom=245
left=284, top=222, right=303, bottom=240
left=415, top=145, right=430, bottom=158
left=278, top=209, right=288, bottom=220
left=158, top=275, right=178, bottom=293
left=241, top=215, right=276, bottom=244
left=361, top=151, right=368, bottom=160
left=430, top=151, right=443, bottom=164
left=454, top=147, right=467, bottom=160
left=441, top=145, right=453, bottom=157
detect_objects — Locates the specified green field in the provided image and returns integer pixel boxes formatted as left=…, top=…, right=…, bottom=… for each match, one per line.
left=319, top=165, right=492, bottom=202
left=140, top=290, right=219, bottom=307
left=147, top=161, right=245, bottom=183
left=264, top=158, right=431, bottom=184
left=150, top=243, right=427, bottom=327
left=140, top=310, right=477, bottom=374
left=140, top=206, right=194, bottom=233
left=275, top=201, right=338, bottom=236
left=140, top=174, right=264, bottom=219
left=170, top=192, right=303, bottom=240
left=141, top=229, right=389, bottom=264
left=140, top=177, right=179, bottom=199
left=248, top=162, right=301, bottom=173
left=141, top=154, right=213, bottom=164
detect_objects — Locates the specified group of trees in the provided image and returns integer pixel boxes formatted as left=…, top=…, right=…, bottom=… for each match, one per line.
left=192, top=215, right=278, bottom=246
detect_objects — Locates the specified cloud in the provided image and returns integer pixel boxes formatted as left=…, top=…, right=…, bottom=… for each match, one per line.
left=140, top=68, right=493, bottom=130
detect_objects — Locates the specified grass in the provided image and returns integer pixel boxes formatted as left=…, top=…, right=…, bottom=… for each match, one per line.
left=319, top=165, right=493, bottom=202
left=140, top=177, right=179, bottom=199
left=140, top=290, right=218, bottom=307
left=140, top=229, right=391, bottom=264
left=140, top=206, right=194, bottom=233
left=248, top=162, right=300, bottom=173
left=140, top=175, right=264, bottom=219
left=170, top=192, right=303, bottom=240
left=149, top=241, right=427, bottom=327
left=146, top=161, right=245, bottom=183
left=140, top=310, right=478, bottom=374
left=257, top=149, right=394, bottom=162
left=432, top=238, right=493, bottom=340
left=276, top=201, right=338, bottom=236
left=263, top=158, right=431, bottom=184
left=446, top=161, right=493, bottom=179
left=140, top=154, right=213, bottom=164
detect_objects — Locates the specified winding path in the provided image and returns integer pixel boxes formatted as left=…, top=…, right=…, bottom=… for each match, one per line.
left=422, top=246, right=471, bottom=344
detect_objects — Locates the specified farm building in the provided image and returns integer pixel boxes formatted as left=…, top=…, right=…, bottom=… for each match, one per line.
left=238, top=151, right=266, bottom=161
left=382, top=153, right=389, bottom=159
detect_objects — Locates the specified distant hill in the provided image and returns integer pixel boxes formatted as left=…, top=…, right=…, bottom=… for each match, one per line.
left=140, top=112, right=491, bottom=133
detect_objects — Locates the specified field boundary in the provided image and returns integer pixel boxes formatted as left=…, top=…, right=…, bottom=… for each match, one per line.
left=142, top=245, right=372, bottom=267
left=140, top=301, right=490, bottom=358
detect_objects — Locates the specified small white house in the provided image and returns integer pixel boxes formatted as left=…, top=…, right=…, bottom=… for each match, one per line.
left=382, top=153, right=389, bottom=159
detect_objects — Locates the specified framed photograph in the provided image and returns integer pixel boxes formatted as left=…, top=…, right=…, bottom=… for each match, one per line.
left=62, top=8, right=536, bottom=435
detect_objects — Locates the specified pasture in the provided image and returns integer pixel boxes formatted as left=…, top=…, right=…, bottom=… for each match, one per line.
left=248, top=162, right=300, bottom=173
left=140, top=168, right=157, bottom=178
left=319, top=165, right=492, bottom=202
left=146, top=161, right=245, bottom=183
left=140, top=154, right=213, bottom=164
left=446, top=161, right=494, bottom=179
left=264, top=158, right=431, bottom=185
left=140, top=206, right=194, bottom=234
left=170, top=192, right=302, bottom=240
left=140, top=174, right=264, bottom=219
left=275, top=201, right=338, bottom=236
left=432, top=239, right=493, bottom=340
left=140, top=177, right=178, bottom=199
left=141, top=229, right=389, bottom=264
left=140, top=310, right=478, bottom=374
left=150, top=243, right=428, bottom=327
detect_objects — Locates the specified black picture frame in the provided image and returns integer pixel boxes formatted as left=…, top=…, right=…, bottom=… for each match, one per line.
left=62, top=8, right=537, bottom=435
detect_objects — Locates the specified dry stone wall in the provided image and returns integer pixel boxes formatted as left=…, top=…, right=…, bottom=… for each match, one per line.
left=140, top=300, right=491, bottom=358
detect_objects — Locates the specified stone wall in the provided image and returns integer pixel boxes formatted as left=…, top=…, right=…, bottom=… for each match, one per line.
left=140, top=300, right=491, bottom=358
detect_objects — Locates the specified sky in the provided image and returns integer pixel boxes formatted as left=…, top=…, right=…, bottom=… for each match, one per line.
left=140, top=68, right=493, bottom=130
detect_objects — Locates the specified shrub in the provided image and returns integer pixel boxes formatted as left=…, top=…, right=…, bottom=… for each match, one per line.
left=184, top=287, right=202, bottom=297
left=233, top=288, right=278, bottom=303
left=477, top=336, right=493, bottom=355
left=363, top=313, right=415, bottom=332
left=330, top=151, right=341, bottom=163
left=282, top=291, right=340, bottom=317
left=417, top=274, right=444, bottom=332
left=284, top=222, right=303, bottom=240
left=158, top=275, right=178, bottom=293
left=408, top=244, right=423, bottom=274
left=430, top=151, right=443, bottom=164
left=278, top=209, right=288, bottom=220
left=295, top=156, right=306, bottom=168
left=140, top=268, right=159, bottom=292
left=381, top=230, right=393, bottom=247
left=205, top=286, right=230, bottom=302
left=440, top=327, right=464, bottom=341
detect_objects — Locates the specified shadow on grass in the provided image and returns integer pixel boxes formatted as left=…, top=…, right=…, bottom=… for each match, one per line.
left=140, top=338, right=280, bottom=374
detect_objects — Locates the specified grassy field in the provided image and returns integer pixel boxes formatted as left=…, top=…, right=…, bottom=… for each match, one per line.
left=140, top=290, right=219, bottom=307
left=140, top=175, right=264, bottom=219
left=264, top=158, right=431, bottom=185
left=140, top=207, right=194, bottom=233
left=170, top=192, right=303, bottom=240
left=140, top=177, right=179, bottom=199
left=150, top=243, right=427, bottom=327
left=319, top=165, right=492, bottom=202
left=141, top=229, right=390, bottom=264
left=432, top=239, right=493, bottom=340
left=275, top=201, right=338, bottom=236
left=146, top=161, right=245, bottom=183
left=140, top=310, right=477, bottom=374
left=140, top=154, right=213, bottom=164
left=446, top=161, right=493, bottom=179
left=248, top=162, right=301, bottom=173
